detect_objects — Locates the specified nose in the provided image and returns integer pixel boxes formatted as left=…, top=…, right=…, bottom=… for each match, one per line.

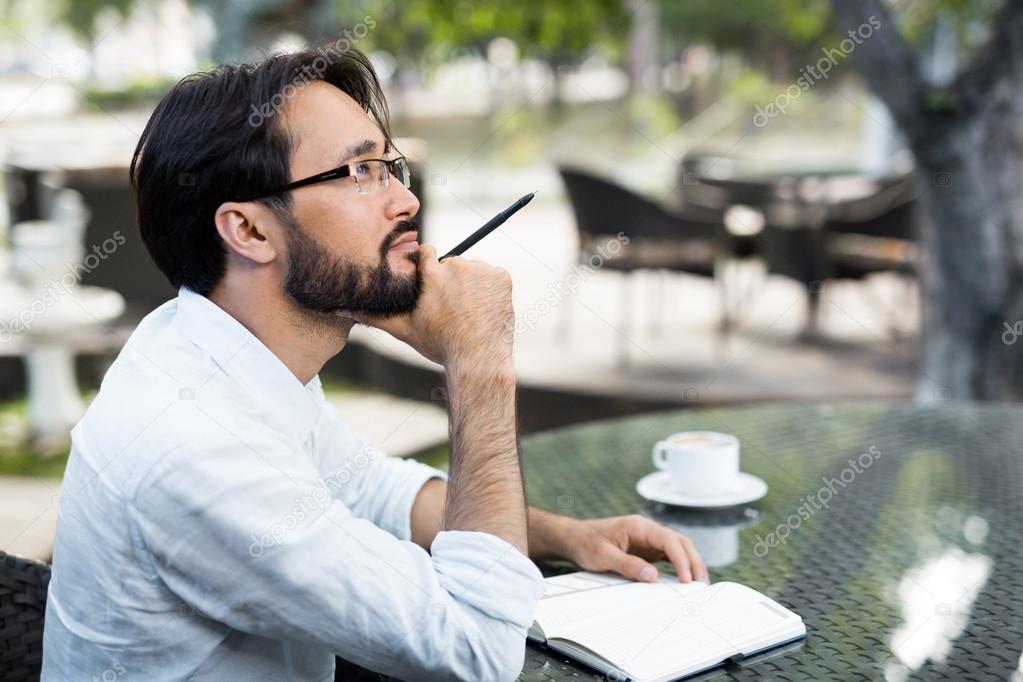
left=384, top=174, right=420, bottom=222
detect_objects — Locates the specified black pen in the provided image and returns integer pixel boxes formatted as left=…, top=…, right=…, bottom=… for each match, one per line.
left=440, top=192, right=535, bottom=260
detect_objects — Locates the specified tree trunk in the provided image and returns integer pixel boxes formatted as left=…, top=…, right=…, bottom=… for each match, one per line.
left=831, top=0, right=1023, bottom=401
left=910, top=109, right=1023, bottom=400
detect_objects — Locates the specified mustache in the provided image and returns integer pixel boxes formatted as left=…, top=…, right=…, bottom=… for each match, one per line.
left=381, top=219, right=420, bottom=255
left=380, top=218, right=419, bottom=263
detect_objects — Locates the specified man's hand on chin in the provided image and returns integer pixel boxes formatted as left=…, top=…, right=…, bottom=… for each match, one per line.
left=339, top=243, right=513, bottom=369
left=546, top=514, right=710, bottom=584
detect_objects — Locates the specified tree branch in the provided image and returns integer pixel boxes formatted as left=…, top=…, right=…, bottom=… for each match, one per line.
left=829, top=0, right=926, bottom=131
left=952, top=0, right=1023, bottom=116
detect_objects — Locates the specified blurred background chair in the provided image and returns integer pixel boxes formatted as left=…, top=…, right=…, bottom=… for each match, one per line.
left=819, top=176, right=918, bottom=338
left=676, top=156, right=766, bottom=260
left=0, top=552, right=50, bottom=682
left=558, top=165, right=728, bottom=364
left=823, top=175, right=918, bottom=277
left=759, top=174, right=918, bottom=337
left=681, top=165, right=918, bottom=339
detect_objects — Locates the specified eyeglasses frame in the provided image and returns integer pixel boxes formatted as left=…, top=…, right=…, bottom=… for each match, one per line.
left=249, top=156, right=410, bottom=200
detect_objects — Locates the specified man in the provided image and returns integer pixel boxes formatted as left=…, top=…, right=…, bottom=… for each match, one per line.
left=42, top=46, right=706, bottom=681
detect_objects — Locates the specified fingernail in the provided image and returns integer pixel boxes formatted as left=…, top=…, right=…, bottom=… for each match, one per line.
left=700, top=574, right=711, bottom=584
left=640, top=566, right=657, bottom=581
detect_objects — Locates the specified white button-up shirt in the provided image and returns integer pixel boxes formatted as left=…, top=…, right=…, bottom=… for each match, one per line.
left=42, top=287, right=544, bottom=681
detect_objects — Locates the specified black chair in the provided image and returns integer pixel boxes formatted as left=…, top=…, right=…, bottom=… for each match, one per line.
left=823, top=176, right=918, bottom=279
left=818, top=178, right=918, bottom=338
left=679, top=171, right=777, bottom=260
left=759, top=176, right=918, bottom=337
left=0, top=552, right=51, bottom=681
left=557, top=166, right=728, bottom=361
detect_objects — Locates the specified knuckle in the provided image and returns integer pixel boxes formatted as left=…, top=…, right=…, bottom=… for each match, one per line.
left=422, top=261, right=442, bottom=280
left=593, top=546, right=616, bottom=565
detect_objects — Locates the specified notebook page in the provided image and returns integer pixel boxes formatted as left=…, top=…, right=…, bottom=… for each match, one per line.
left=625, top=582, right=802, bottom=681
left=530, top=572, right=637, bottom=641
left=535, top=576, right=704, bottom=635
left=542, top=571, right=632, bottom=597
left=544, top=580, right=723, bottom=678
left=541, top=581, right=802, bottom=682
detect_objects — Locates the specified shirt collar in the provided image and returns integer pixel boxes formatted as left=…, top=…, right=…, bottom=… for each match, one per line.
left=174, top=287, right=323, bottom=445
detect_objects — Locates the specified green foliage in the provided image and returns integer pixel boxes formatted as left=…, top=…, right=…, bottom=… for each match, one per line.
left=727, top=67, right=786, bottom=106
left=658, top=0, right=1004, bottom=84
left=661, top=0, right=1001, bottom=65
left=32, top=0, right=1010, bottom=91
left=82, top=75, right=179, bottom=110
left=0, top=399, right=69, bottom=479
left=895, top=0, right=1001, bottom=53
left=0, top=445, right=69, bottom=478
left=52, top=0, right=137, bottom=42
left=659, top=0, right=832, bottom=50
left=337, top=0, right=628, bottom=67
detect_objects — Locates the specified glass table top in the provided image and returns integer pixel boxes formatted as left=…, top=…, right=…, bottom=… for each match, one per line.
left=517, top=402, right=1023, bottom=681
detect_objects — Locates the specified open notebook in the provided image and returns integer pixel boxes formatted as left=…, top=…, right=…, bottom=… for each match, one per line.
left=528, top=571, right=805, bottom=682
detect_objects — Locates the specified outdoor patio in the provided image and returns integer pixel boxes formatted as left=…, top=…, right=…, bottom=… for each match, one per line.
left=1, top=1, right=1020, bottom=681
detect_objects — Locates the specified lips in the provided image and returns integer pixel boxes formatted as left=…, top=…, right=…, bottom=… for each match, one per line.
left=388, top=232, right=419, bottom=252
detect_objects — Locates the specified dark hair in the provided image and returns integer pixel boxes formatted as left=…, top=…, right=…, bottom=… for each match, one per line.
left=130, top=46, right=392, bottom=295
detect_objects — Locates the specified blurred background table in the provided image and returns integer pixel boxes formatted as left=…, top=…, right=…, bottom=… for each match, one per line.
left=518, top=402, right=1023, bottom=681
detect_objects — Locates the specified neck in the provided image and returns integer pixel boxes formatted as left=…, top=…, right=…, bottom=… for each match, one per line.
left=208, top=274, right=353, bottom=386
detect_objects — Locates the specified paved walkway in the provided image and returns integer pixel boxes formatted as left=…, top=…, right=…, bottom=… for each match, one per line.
left=0, top=476, right=60, bottom=562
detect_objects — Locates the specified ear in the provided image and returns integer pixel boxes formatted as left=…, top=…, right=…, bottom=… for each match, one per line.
left=214, top=201, right=279, bottom=265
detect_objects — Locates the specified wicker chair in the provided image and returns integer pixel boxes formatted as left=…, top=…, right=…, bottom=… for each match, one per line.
left=0, top=552, right=51, bottom=681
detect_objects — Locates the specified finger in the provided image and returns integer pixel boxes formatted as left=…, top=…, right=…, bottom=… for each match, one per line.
left=633, top=518, right=700, bottom=584
left=656, top=529, right=694, bottom=583
left=418, top=243, right=439, bottom=266
left=604, top=545, right=659, bottom=583
left=679, top=535, right=709, bottom=584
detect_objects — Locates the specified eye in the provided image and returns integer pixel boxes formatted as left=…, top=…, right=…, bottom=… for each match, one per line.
left=353, top=161, right=373, bottom=179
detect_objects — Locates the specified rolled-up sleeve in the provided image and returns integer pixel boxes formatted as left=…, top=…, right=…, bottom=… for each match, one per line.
left=129, top=429, right=544, bottom=682
left=316, top=410, right=448, bottom=541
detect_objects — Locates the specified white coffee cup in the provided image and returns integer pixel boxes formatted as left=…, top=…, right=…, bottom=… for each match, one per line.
left=652, top=431, right=740, bottom=497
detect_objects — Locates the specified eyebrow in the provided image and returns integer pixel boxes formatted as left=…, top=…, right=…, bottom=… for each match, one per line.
left=336, top=138, right=391, bottom=166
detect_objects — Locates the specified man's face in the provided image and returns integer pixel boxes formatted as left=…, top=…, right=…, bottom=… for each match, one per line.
left=275, top=81, right=421, bottom=317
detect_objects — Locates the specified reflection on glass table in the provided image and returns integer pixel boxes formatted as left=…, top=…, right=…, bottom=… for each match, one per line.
left=518, top=403, right=1023, bottom=681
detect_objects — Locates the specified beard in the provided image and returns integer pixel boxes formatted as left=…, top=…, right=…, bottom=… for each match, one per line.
left=281, top=214, right=421, bottom=317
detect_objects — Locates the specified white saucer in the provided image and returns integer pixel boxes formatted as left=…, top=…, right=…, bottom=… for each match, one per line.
left=636, top=471, right=768, bottom=508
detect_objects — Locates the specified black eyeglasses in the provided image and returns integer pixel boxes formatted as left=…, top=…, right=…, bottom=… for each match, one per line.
left=252, top=156, right=411, bottom=200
